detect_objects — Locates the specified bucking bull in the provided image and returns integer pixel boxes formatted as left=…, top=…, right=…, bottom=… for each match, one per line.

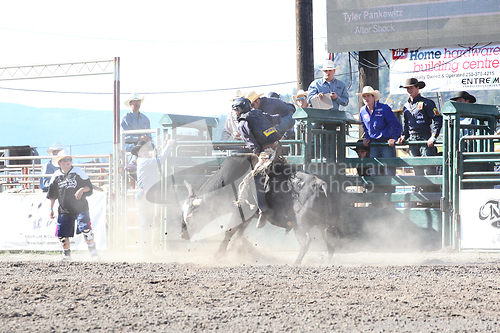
left=181, top=154, right=339, bottom=265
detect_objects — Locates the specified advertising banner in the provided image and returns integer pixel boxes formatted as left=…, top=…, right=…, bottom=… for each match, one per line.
left=0, top=191, right=107, bottom=251
left=390, top=44, right=500, bottom=95
left=460, top=189, right=500, bottom=250
left=327, top=0, right=500, bottom=53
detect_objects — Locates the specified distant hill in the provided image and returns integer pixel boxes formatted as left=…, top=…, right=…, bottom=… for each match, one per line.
left=0, top=102, right=226, bottom=158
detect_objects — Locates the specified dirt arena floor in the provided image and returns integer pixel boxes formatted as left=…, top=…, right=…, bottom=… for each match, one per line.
left=1, top=242, right=500, bottom=333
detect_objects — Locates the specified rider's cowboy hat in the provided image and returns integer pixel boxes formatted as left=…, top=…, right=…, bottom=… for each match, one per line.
left=47, top=142, right=64, bottom=155
left=356, top=86, right=381, bottom=101
left=450, top=91, right=476, bottom=103
left=246, top=91, right=264, bottom=103
left=52, top=149, right=72, bottom=164
left=399, top=78, right=425, bottom=89
left=124, top=92, right=145, bottom=107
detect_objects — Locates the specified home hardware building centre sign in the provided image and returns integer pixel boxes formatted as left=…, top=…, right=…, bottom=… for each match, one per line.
left=327, top=0, right=500, bottom=53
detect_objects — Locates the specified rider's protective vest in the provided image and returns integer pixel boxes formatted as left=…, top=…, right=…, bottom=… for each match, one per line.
left=239, top=109, right=281, bottom=145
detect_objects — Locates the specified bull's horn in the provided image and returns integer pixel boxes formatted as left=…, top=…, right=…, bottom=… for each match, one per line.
left=192, top=198, right=203, bottom=207
left=184, top=180, right=194, bottom=197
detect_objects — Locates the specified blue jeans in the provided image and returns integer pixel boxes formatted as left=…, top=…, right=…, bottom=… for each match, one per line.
left=369, top=142, right=396, bottom=176
left=275, top=114, right=295, bottom=136
left=409, top=133, right=436, bottom=176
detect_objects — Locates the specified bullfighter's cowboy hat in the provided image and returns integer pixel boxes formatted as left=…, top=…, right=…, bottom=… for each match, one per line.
left=52, top=149, right=72, bottom=164
left=356, top=86, right=381, bottom=101
left=47, top=142, right=64, bottom=155
left=246, top=91, right=264, bottom=103
left=321, top=60, right=339, bottom=71
left=124, top=92, right=145, bottom=107
left=399, top=78, right=426, bottom=89
left=450, top=91, right=476, bottom=103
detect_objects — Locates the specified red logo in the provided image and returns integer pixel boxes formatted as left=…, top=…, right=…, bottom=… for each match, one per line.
left=392, top=48, right=408, bottom=60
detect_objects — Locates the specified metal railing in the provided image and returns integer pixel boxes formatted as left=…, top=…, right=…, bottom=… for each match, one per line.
left=0, top=154, right=112, bottom=192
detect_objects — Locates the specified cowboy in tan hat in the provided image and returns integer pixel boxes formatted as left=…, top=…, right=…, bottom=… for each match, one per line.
left=293, top=89, right=309, bottom=109
left=396, top=78, right=443, bottom=186
left=357, top=86, right=401, bottom=177
left=245, top=91, right=296, bottom=137
left=121, top=92, right=152, bottom=152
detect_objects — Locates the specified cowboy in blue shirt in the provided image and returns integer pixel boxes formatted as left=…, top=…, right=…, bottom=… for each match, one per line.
left=307, top=60, right=349, bottom=130
left=358, top=86, right=401, bottom=176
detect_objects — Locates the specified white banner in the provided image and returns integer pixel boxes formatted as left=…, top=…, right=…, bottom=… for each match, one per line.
left=0, top=191, right=107, bottom=251
left=390, top=44, right=500, bottom=95
left=460, top=189, right=500, bottom=250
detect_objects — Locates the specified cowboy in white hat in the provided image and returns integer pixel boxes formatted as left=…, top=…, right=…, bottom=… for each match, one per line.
left=357, top=86, right=401, bottom=177
left=396, top=78, right=443, bottom=187
left=307, top=59, right=349, bottom=129
left=121, top=92, right=152, bottom=152
left=40, top=142, right=65, bottom=192
left=307, top=60, right=349, bottom=110
left=47, top=149, right=100, bottom=261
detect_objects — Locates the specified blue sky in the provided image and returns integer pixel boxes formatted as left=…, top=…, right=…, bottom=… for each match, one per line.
left=0, top=0, right=329, bottom=117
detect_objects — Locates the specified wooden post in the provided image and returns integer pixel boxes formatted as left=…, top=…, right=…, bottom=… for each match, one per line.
left=296, top=0, right=314, bottom=91
left=358, top=50, right=379, bottom=137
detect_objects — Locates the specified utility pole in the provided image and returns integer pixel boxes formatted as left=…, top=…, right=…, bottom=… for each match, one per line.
left=296, top=0, right=314, bottom=92
left=358, top=51, right=379, bottom=137
left=358, top=51, right=379, bottom=105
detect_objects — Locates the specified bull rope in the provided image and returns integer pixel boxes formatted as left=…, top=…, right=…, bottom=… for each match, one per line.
left=235, top=148, right=277, bottom=208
